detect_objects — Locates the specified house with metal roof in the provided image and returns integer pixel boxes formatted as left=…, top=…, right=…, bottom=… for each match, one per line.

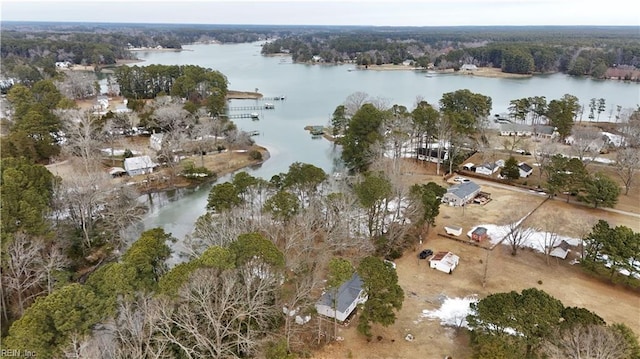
left=442, top=181, right=481, bottom=206
left=124, top=155, right=157, bottom=176
left=315, top=273, right=367, bottom=322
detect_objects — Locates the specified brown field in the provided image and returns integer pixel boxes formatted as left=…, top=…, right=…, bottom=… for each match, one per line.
left=313, top=158, right=640, bottom=359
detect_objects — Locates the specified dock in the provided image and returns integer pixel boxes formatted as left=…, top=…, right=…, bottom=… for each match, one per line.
left=227, top=104, right=274, bottom=111
left=223, top=113, right=260, bottom=119
left=259, top=96, right=286, bottom=101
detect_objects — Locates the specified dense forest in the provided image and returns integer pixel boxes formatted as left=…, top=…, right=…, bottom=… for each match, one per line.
left=260, top=26, right=640, bottom=77
left=2, top=23, right=639, bottom=81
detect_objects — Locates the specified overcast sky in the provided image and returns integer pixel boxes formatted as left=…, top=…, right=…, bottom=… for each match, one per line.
left=2, top=0, right=639, bottom=27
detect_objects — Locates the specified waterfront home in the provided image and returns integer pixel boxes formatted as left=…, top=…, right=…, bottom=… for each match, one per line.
left=124, top=155, right=157, bottom=176
left=461, top=64, right=478, bottom=72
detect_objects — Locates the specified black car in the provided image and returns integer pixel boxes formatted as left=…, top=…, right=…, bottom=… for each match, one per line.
left=418, top=249, right=434, bottom=259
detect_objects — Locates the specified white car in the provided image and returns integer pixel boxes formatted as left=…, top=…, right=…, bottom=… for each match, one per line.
left=453, top=177, right=470, bottom=183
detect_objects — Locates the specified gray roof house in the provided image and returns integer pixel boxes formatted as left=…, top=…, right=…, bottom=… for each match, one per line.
left=315, top=273, right=367, bottom=322
left=442, top=181, right=481, bottom=206
left=518, top=162, right=533, bottom=178
left=476, top=162, right=501, bottom=176
left=124, top=155, right=157, bottom=176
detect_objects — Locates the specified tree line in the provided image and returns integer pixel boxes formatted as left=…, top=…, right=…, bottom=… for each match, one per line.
left=259, top=28, right=639, bottom=77
left=468, top=287, right=640, bottom=359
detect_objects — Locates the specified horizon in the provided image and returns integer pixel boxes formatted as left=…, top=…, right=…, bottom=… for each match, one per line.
left=2, top=1, right=639, bottom=27
left=2, top=20, right=638, bottom=29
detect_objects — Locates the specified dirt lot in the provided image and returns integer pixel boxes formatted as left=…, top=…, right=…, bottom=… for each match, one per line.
left=313, top=159, right=640, bottom=359
left=46, top=135, right=268, bottom=194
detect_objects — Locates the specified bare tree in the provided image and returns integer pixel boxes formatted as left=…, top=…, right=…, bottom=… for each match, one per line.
left=53, top=171, right=112, bottom=249
left=502, top=210, right=535, bottom=256
left=58, top=109, right=105, bottom=174
left=343, top=91, right=369, bottom=117
left=615, top=147, right=640, bottom=195
left=56, top=71, right=98, bottom=100
left=41, top=242, right=70, bottom=295
left=618, top=108, right=640, bottom=148
left=543, top=325, right=631, bottom=359
left=569, top=126, right=603, bottom=164
left=533, top=139, right=559, bottom=182
left=280, top=263, right=323, bottom=353
left=3, top=232, right=45, bottom=316
left=112, top=295, right=166, bottom=359
left=435, top=115, right=452, bottom=175
left=155, top=267, right=279, bottom=358
left=99, top=184, right=147, bottom=250
left=537, top=210, right=563, bottom=265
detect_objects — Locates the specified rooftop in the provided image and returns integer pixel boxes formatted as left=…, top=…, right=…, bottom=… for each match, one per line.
left=317, top=273, right=364, bottom=313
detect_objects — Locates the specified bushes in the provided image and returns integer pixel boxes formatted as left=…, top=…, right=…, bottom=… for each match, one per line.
left=248, top=149, right=263, bottom=161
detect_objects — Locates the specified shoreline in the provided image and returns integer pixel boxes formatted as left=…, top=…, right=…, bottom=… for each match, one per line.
left=128, top=47, right=193, bottom=52
left=135, top=145, right=270, bottom=195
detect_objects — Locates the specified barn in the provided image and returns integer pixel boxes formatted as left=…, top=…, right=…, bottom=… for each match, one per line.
left=429, top=252, right=460, bottom=274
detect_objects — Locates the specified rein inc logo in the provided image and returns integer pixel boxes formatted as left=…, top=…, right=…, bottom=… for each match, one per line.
left=1, top=349, right=36, bottom=357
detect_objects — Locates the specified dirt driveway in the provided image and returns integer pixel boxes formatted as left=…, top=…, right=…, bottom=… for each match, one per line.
left=314, top=165, right=640, bottom=359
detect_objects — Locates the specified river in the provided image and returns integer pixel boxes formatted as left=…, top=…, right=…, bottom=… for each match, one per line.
left=132, top=42, right=639, bottom=254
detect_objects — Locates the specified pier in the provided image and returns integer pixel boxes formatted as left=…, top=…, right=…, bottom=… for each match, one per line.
left=259, top=96, right=286, bottom=101
left=227, top=104, right=275, bottom=111
left=223, top=113, right=260, bottom=119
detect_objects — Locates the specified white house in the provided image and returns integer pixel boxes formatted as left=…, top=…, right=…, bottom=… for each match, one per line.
left=429, top=251, right=460, bottom=273
left=124, top=155, right=157, bottom=176
left=460, top=64, right=478, bottom=71
left=96, top=95, right=109, bottom=111
left=442, top=181, right=481, bottom=206
left=476, top=161, right=501, bottom=176
left=518, top=162, right=533, bottom=178
left=150, top=133, right=165, bottom=152
left=315, top=273, right=368, bottom=322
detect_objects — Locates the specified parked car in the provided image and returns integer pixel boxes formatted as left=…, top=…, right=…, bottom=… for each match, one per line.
left=418, top=249, right=434, bottom=259
left=453, top=177, right=470, bottom=183
left=384, top=259, right=397, bottom=269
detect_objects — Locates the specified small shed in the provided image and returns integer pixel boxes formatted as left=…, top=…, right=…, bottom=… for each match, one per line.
left=445, top=225, right=463, bottom=237
left=124, top=155, right=157, bottom=176
left=471, top=227, right=488, bottom=242
left=550, top=240, right=572, bottom=259
left=429, top=251, right=460, bottom=274
left=315, top=273, right=368, bottom=322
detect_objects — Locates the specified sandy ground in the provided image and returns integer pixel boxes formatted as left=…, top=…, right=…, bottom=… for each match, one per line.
left=357, top=64, right=530, bottom=79
left=312, top=158, right=640, bottom=359
left=457, top=67, right=532, bottom=78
